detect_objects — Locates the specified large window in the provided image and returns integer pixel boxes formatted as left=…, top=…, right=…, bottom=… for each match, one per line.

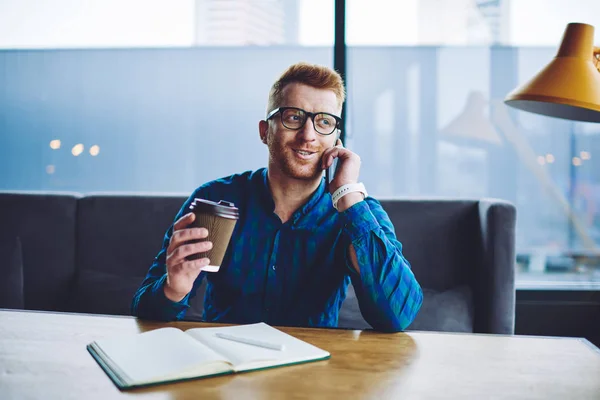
left=1, top=0, right=600, bottom=288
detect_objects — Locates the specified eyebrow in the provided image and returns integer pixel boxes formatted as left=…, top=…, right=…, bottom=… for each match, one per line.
left=283, top=107, right=339, bottom=116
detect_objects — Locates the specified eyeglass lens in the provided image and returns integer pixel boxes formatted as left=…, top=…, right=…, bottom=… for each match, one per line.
left=280, top=108, right=337, bottom=134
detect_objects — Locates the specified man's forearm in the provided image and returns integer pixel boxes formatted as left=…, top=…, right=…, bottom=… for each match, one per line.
left=342, top=200, right=423, bottom=332
left=131, top=273, right=190, bottom=321
left=349, top=242, right=422, bottom=332
left=336, top=192, right=364, bottom=213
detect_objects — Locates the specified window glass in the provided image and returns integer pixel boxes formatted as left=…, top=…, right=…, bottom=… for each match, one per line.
left=0, top=0, right=334, bottom=192
left=347, top=0, right=600, bottom=288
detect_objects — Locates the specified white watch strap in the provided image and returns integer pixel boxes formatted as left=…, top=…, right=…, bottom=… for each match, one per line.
left=331, top=182, right=368, bottom=210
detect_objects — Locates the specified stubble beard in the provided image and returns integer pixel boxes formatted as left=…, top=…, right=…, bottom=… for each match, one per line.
left=269, top=139, right=322, bottom=181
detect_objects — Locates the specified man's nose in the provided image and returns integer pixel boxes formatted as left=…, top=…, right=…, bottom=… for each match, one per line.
left=297, top=117, right=318, bottom=141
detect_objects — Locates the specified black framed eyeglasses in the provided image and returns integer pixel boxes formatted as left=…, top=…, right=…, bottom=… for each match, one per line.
left=266, top=107, right=341, bottom=136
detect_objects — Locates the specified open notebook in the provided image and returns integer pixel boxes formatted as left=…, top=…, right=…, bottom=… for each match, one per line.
left=87, top=322, right=330, bottom=390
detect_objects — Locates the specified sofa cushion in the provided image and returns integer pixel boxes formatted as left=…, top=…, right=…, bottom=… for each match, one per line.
left=338, top=283, right=371, bottom=329
left=182, top=278, right=208, bottom=321
left=0, top=237, right=24, bottom=309
left=338, top=283, right=473, bottom=332
left=69, top=270, right=144, bottom=316
left=408, top=285, right=473, bottom=332
left=0, top=191, right=78, bottom=311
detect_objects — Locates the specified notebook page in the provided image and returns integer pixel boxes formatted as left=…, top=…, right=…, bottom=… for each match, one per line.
left=186, top=323, right=330, bottom=371
left=93, top=327, right=231, bottom=384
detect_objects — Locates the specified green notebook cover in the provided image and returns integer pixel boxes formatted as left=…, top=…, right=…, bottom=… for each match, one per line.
left=87, top=323, right=331, bottom=390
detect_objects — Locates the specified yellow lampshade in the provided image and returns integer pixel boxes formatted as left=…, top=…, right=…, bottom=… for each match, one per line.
left=504, top=23, right=600, bottom=122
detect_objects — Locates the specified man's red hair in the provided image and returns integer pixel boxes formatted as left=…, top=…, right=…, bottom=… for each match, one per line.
left=267, top=62, right=346, bottom=113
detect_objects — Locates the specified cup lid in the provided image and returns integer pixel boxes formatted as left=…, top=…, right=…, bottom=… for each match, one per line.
left=189, top=199, right=239, bottom=219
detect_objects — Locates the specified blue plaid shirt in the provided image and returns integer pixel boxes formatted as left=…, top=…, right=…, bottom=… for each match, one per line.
left=132, top=168, right=422, bottom=331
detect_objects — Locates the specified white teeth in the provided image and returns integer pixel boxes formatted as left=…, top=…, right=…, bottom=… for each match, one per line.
left=296, top=150, right=312, bottom=156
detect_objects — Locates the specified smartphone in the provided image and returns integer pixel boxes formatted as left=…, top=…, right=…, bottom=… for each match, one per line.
left=325, top=157, right=338, bottom=192
left=325, top=133, right=341, bottom=192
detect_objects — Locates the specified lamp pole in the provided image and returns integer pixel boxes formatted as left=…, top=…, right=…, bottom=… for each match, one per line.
left=568, top=122, right=577, bottom=250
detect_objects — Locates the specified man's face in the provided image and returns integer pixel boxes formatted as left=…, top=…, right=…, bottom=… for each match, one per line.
left=262, top=83, right=341, bottom=181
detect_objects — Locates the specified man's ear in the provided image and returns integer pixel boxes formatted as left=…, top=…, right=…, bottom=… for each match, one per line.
left=258, top=120, right=268, bottom=144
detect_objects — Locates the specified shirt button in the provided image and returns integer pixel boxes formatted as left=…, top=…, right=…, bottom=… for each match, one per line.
left=272, top=265, right=277, bottom=271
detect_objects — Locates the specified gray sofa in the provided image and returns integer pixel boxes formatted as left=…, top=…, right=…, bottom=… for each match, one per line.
left=0, top=191, right=516, bottom=334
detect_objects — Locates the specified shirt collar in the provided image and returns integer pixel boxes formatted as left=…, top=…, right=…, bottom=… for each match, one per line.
left=258, top=168, right=275, bottom=212
left=259, top=168, right=328, bottom=225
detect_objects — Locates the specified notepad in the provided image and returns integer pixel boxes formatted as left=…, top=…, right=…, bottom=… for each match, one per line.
left=87, top=322, right=330, bottom=390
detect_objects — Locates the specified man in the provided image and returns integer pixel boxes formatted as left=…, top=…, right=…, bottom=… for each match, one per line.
left=132, top=62, right=422, bottom=332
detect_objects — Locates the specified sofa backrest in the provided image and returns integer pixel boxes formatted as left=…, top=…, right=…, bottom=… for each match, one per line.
left=380, top=199, right=481, bottom=291
left=75, top=194, right=185, bottom=277
left=0, top=191, right=79, bottom=311
left=69, top=193, right=191, bottom=316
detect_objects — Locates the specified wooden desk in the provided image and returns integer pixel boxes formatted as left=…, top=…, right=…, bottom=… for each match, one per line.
left=1, top=309, right=599, bottom=399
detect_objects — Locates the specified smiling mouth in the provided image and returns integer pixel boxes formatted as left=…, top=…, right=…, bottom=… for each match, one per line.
left=293, top=149, right=316, bottom=156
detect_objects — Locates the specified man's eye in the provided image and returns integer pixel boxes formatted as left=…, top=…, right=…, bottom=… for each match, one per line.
left=285, top=114, right=302, bottom=122
left=317, top=116, right=334, bottom=126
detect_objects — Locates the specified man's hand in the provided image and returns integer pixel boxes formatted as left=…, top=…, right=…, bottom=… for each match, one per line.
left=321, top=139, right=364, bottom=212
left=164, top=212, right=213, bottom=302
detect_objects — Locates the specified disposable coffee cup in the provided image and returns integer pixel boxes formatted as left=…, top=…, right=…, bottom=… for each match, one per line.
left=187, top=199, right=239, bottom=272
